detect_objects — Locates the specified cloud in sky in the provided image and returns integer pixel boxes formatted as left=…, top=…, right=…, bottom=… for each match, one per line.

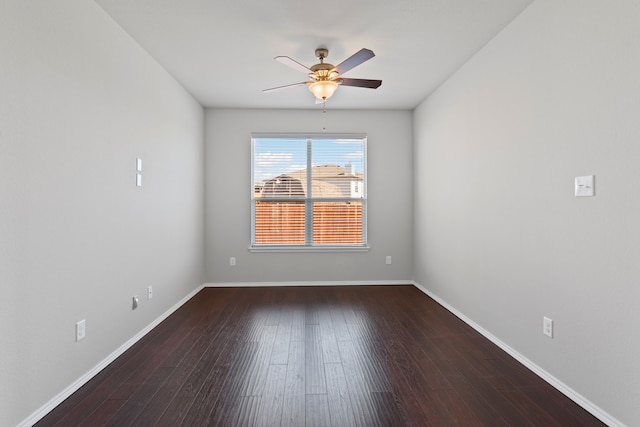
left=254, top=151, right=305, bottom=183
left=254, top=138, right=364, bottom=184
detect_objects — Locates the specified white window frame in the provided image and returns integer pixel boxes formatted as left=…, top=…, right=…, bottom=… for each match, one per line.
left=250, top=133, right=369, bottom=252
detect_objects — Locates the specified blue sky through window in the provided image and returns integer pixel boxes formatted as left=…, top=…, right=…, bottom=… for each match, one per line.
left=253, top=137, right=364, bottom=185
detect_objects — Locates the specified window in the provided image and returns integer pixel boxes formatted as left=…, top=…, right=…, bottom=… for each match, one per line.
left=251, top=133, right=367, bottom=251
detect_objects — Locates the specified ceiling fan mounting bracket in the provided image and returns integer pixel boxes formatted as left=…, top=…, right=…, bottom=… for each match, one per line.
left=315, top=48, right=329, bottom=60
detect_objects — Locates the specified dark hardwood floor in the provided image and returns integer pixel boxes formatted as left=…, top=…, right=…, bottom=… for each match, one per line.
left=36, top=286, right=605, bottom=426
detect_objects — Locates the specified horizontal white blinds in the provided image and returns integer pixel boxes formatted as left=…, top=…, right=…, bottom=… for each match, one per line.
left=252, top=135, right=366, bottom=246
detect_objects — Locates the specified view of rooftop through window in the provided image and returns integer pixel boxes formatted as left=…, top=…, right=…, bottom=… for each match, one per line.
left=253, top=138, right=364, bottom=189
left=251, top=135, right=367, bottom=248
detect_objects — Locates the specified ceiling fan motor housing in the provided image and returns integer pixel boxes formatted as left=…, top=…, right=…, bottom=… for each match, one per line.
left=310, top=49, right=336, bottom=82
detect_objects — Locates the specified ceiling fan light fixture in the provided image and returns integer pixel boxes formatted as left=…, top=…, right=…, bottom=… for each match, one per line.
left=309, top=80, right=338, bottom=100
left=265, top=48, right=381, bottom=103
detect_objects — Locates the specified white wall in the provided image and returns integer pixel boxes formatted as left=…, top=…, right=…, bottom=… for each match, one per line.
left=205, top=108, right=413, bottom=284
left=0, top=1, right=205, bottom=425
left=413, top=0, right=640, bottom=425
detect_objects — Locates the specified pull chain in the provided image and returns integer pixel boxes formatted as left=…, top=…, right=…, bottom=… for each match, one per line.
left=322, top=100, right=327, bottom=132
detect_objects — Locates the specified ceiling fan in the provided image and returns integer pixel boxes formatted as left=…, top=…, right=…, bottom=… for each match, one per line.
left=263, top=47, right=382, bottom=102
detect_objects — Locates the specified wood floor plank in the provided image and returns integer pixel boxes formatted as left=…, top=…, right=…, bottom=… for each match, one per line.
left=254, top=363, right=287, bottom=426
left=521, top=385, right=608, bottom=426
left=337, top=340, right=387, bottom=427
left=325, top=362, right=357, bottom=427
left=270, top=309, right=293, bottom=364
left=178, top=313, right=254, bottom=426
left=49, top=337, right=163, bottom=426
left=130, top=320, right=234, bottom=426
left=241, top=340, right=277, bottom=397
left=381, top=303, right=455, bottom=391
left=103, top=366, right=173, bottom=426
left=76, top=399, right=125, bottom=427
left=234, top=395, right=261, bottom=427
left=378, top=338, right=441, bottom=425
left=319, top=307, right=342, bottom=364
left=281, top=339, right=306, bottom=427
left=338, top=339, right=391, bottom=394
left=435, top=358, right=512, bottom=427
left=428, top=388, right=485, bottom=427
left=369, top=392, right=408, bottom=427
left=304, top=324, right=326, bottom=395
left=497, top=387, right=566, bottom=427
left=289, top=306, right=306, bottom=342
left=36, top=286, right=606, bottom=427
left=329, top=305, right=352, bottom=342
left=186, top=301, right=260, bottom=426
left=304, top=293, right=320, bottom=325
left=305, top=393, right=331, bottom=427
left=454, top=369, right=538, bottom=426
left=152, top=296, right=250, bottom=425
left=206, top=342, right=262, bottom=427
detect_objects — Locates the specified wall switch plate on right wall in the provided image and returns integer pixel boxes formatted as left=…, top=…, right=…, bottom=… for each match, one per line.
left=575, top=175, right=595, bottom=197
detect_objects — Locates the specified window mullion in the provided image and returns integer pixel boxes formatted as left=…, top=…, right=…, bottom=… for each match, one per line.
left=305, top=138, right=313, bottom=245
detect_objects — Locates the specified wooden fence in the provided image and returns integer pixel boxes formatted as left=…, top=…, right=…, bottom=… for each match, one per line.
left=255, top=201, right=362, bottom=244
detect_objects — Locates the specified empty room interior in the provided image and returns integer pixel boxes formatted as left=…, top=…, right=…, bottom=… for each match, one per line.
left=2, top=0, right=639, bottom=426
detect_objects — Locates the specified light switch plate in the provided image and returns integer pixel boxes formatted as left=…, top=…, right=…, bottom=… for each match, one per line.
left=543, top=316, right=553, bottom=338
left=575, top=175, right=594, bottom=197
left=76, top=320, right=86, bottom=342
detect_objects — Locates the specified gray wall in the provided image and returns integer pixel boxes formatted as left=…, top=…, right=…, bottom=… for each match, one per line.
left=205, top=109, right=413, bottom=284
left=413, top=0, right=640, bottom=425
left=0, top=2, right=205, bottom=425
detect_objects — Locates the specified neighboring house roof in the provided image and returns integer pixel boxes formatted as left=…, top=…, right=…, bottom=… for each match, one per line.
left=261, top=174, right=305, bottom=197
left=260, top=165, right=362, bottom=198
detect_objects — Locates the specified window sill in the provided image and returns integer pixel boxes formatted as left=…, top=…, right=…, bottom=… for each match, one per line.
left=248, top=245, right=370, bottom=253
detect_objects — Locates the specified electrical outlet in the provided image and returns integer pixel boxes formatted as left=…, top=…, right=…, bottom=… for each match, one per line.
left=386, top=256, right=392, bottom=265
left=230, top=257, right=236, bottom=266
left=147, top=286, right=153, bottom=300
left=132, top=296, right=139, bottom=310
left=543, top=316, right=553, bottom=338
left=76, top=320, right=86, bottom=342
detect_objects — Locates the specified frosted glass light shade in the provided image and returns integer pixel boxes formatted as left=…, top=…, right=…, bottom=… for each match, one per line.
left=309, top=80, right=338, bottom=100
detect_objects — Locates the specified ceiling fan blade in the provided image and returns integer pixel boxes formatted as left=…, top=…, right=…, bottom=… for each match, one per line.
left=339, top=78, right=382, bottom=89
left=275, top=56, right=312, bottom=74
left=263, top=82, right=309, bottom=92
left=334, top=48, right=375, bottom=75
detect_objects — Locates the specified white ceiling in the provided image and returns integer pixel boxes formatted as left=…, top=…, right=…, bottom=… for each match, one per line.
left=94, top=0, right=533, bottom=110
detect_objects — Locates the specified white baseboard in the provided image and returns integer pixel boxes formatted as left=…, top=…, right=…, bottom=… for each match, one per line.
left=19, top=284, right=205, bottom=427
left=411, top=281, right=623, bottom=427
left=205, top=280, right=412, bottom=288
